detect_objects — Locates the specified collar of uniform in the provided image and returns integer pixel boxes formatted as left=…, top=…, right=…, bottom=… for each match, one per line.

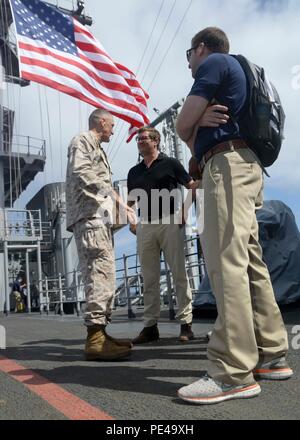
left=141, top=152, right=165, bottom=167
left=88, top=130, right=101, bottom=150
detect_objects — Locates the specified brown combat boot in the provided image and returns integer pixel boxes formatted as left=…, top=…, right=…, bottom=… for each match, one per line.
left=104, top=329, right=133, bottom=348
left=85, top=325, right=132, bottom=361
left=179, top=323, right=194, bottom=342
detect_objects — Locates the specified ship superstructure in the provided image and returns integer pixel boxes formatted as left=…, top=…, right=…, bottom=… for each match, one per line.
left=0, top=0, right=93, bottom=313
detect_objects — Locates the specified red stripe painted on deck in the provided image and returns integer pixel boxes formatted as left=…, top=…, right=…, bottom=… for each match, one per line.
left=0, top=355, right=114, bottom=420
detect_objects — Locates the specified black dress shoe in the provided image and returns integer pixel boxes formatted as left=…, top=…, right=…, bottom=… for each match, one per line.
left=132, top=324, right=159, bottom=344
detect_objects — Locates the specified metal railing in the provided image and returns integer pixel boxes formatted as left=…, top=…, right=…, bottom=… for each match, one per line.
left=0, top=209, right=43, bottom=241
left=40, top=221, right=53, bottom=250
left=37, top=270, right=85, bottom=317
left=32, top=236, right=205, bottom=319
left=114, top=238, right=206, bottom=319
left=1, top=134, right=46, bottom=158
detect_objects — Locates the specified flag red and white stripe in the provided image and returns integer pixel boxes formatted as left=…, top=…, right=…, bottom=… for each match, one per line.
left=10, top=0, right=150, bottom=141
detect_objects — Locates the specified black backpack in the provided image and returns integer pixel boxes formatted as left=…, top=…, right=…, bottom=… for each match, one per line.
left=232, top=54, right=285, bottom=167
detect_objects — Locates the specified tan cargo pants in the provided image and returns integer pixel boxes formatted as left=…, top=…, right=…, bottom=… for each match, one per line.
left=74, top=219, right=115, bottom=326
left=200, top=148, right=289, bottom=385
left=137, top=218, right=193, bottom=327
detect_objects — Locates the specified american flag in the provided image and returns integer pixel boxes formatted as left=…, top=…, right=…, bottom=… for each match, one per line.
left=9, top=0, right=150, bottom=141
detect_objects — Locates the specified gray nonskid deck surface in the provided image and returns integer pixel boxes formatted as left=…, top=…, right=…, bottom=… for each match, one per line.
left=0, top=307, right=299, bottom=420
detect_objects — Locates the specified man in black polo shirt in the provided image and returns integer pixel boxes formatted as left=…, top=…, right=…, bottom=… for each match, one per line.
left=176, top=27, right=291, bottom=405
left=127, top=127, right=197, bottom=344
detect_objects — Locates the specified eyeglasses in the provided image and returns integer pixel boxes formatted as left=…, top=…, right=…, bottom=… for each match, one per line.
left=186, top=43, right=203, bottom=61
left=186, top=46, right=197, bottom=61
left=136, top=135, right=152, bottom=142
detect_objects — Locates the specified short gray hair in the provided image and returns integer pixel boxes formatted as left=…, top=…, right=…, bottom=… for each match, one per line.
left=89, top=108, right=112, bottom=129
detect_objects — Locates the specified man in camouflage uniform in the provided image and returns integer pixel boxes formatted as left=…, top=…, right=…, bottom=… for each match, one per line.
left=66, top=109, right=135, bottom=361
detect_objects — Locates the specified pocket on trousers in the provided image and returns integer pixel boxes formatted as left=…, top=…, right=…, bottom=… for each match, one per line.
left=82, top=228, right=110, bottom=258
left=208, top=157, right=222, bottom=186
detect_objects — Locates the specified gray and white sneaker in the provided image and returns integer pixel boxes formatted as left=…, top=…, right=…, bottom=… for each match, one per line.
left=253, top=357, right=293, bottom=380
left=178, top=374, right=261, bottom=405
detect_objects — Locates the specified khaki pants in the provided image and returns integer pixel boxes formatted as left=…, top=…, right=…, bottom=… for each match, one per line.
left=74, top=219, right=115, bottom=326
left=200, top=148, right=289, bottom=385
left=137, top=219, right=193, bottom=327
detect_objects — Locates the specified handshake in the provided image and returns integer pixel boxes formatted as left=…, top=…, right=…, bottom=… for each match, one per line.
left=113, top=200, right=137, bottom=232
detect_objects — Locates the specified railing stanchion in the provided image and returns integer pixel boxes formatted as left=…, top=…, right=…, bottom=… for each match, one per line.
left=58, top=273, right=64, bottom=316
left=74, top=270, right=80, bottom=317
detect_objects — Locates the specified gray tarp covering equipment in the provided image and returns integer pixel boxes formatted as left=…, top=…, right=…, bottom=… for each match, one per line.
left=193, top=200, right=300, bottom=309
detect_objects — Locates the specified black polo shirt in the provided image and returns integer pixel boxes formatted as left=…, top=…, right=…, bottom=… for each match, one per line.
left=127, top=153, right=192, bottom=221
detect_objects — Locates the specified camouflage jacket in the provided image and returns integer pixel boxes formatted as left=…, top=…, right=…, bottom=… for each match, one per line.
left=65, top=131, right=113, bottom=232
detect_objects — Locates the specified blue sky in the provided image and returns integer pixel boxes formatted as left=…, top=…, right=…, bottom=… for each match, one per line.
left=3, top=0, right=300, bottom=257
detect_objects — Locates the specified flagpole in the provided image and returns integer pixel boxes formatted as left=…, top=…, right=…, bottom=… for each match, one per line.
left=0, top=50, right=5, bottom=209
left=0, top=50, right=6, bottom=315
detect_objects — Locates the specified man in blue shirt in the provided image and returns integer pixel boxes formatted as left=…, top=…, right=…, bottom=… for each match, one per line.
left=176, top=27, right=292, bottom=405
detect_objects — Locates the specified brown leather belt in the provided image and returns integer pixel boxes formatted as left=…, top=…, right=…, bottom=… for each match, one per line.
left=198, top=139, right=248, bottom=177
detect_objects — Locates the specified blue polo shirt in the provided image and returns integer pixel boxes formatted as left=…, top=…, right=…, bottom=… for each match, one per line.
left=188, top=53, right=247, bottom=162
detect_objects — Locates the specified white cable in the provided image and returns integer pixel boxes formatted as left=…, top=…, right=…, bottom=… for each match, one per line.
left=135, top=0, right=166, bottom=75
left=107, top=0, right=167, bottom=158
left=140, top=0, right=178, bottom=84
left=109, top=0, right=193, bottom=162
left=44, top=87, right=54, bottom=182
left=38, top=84, right=47, bottom=187
left=147, top=0, right=194, bottom=91
left=58, top=92, right=63, bottom=180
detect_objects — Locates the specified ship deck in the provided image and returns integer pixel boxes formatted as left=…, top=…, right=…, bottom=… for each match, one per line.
left=0, top=306, right=299, bottom=422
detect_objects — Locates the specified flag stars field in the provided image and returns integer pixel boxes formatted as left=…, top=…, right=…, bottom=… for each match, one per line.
left=10, top=0, right=150, bottom=140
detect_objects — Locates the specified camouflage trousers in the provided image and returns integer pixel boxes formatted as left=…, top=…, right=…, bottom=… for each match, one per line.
left=73, top=218, right=115, bottom=326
